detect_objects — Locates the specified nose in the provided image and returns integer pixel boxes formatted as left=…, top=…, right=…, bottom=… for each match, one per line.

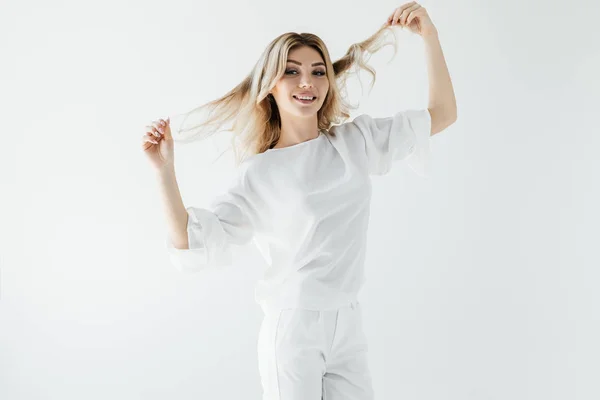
left=299, top=75, right=314, bottom=88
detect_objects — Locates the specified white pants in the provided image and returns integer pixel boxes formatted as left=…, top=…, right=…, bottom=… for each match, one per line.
left=257, top=301, right=374, bottom=400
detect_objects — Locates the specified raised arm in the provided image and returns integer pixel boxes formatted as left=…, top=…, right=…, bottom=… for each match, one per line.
left=156, top=166, right=189, bottom=249
left=424, top=31, right=457, bottom=135
left=386, top=2, right=457, bottom=135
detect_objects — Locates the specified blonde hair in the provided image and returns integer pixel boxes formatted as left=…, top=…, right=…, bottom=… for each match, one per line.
left=173, top=24, right=398, bottom=166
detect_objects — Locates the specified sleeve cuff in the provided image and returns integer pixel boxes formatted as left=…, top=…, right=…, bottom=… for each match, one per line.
left=165, top=207, right=231, bottom=273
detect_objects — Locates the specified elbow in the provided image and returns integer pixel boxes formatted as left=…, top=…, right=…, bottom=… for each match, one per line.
left=449, top=107, right=458, bottom=124
left=169, top=230, right=190, bottom=250
left=442, top=104, right=458, bottom=127
left=171, top=241, right=190, bottom=250
left=429, top=107, right=457, bottom=136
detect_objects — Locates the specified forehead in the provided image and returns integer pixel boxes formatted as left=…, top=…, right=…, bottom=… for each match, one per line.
left=287, top=46, right=324, bottom=63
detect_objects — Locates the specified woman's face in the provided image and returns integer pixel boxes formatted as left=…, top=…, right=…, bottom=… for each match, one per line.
left=270, top=46, right=330, bottom=118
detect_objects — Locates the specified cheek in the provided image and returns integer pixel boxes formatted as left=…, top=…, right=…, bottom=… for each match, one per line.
left=273, top=79, right=287, bottom=92
left=274, top=83, right=292, bottom=99
left=319, top=82, right=330, bottom=98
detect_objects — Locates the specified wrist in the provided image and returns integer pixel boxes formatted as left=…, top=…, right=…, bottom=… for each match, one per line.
left=422, top=28, right=439, bottom=41
left=156, top=164, right=176, bottom=180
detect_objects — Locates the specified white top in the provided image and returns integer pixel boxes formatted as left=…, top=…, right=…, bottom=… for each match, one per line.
left=166, top=109, right=432, bottom=312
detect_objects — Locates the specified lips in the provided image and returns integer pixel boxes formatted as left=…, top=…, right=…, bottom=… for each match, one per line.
left=293, top=95, right=316, bottom=104
left=293, top=95, right=316, bottom=100
left=292, top=94, right=317, bottom=104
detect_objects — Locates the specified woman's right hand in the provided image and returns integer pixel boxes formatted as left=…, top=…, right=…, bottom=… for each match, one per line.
left=142, top=117, right=174, bottom=171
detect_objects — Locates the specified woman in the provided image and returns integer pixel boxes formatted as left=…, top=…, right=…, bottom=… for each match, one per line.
left=142, top=2, right=456, bottom=399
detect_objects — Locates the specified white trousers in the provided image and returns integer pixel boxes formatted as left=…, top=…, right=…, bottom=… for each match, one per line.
left=257, top=301, right=374, bottom=400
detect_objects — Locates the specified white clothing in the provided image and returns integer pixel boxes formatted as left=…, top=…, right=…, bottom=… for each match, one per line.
left=258, top=300, right=373, bottom=400
left=166, top=109, right=432, bottom=312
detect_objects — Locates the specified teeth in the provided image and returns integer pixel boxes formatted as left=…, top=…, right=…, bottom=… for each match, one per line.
left=295, top=96, right=314, bottom=100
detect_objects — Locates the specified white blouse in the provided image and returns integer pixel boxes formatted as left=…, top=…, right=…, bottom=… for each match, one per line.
left=166, top=109, right=432, bottom=312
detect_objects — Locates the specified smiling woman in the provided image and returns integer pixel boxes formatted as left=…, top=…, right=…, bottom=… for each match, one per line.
left=159, top=26, right=402, bottom=161
left=268, top=46, right=330, bottom=149
left=142, top=3, right=456, bottom=399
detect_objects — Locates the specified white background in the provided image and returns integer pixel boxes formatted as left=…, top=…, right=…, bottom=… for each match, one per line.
left=1, top=0, right=599, bottom=399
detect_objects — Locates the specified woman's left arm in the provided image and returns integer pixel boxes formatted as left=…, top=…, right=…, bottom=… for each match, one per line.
left=423, top=32, right=457, bottom=135
left=388, top=2, right=457, bottom=136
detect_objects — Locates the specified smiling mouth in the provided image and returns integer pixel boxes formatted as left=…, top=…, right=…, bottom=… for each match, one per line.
left=293, top=95, right=317, bottom=103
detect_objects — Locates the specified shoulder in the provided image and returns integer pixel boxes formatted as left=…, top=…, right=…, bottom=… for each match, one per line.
left=333, top=110, right=431, bottom=138
left=328, top=113, right=381, bottom=140
left=326, top=114, right=371, bottom=146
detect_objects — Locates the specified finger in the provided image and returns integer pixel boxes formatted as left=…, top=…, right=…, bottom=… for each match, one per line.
left=401, top=4, right=421, bottom=25
left=145, top=124, right=161, bottom=137
left=146, top=131, right=160, bottom=141
left=156, top=119, right=168, bottom=130
left=392, top=9, right=402, bottom=24
left=387, top=12, right=395, bottom=25
left=407, top=7, right=424, bottom=25
left=147, top=131, right=164, bottom=144
left=398, top=3, right=420, bottom=25
left=400, top=4, right=421, bottom=25
left=142, top=139, right=155, bottom=151
left=162, top=118, right=173, bottom=139
left=390, top=3, right=411, bottom=25
left=392, top=2, right=416, bottom=24
left=152, top=121, right=165, bottom=135
left=143, top=135, right=159, bottom=145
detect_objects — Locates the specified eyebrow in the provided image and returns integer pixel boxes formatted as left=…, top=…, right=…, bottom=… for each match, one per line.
left=287, top=59, right=326, bottom=67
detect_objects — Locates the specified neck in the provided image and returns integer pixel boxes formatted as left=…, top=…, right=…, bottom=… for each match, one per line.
left=273, top=113, right=320, bottom=149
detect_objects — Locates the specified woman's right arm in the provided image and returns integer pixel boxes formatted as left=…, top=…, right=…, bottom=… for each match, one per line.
left=142, top=117, right=257, bottom=272
left=156, top=165, right=189, bottom=249
left=141, top=116, right=189, bottom=250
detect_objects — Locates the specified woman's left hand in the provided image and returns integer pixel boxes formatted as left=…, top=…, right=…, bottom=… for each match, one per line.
left=385, top=2, right=437, bottom=37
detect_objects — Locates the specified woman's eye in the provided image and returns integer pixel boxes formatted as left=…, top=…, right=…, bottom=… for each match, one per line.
left=285, top=69, right=326, bottom=76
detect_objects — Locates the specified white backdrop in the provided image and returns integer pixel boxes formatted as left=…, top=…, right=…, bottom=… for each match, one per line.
left=1, top=0, right=599, bottom=399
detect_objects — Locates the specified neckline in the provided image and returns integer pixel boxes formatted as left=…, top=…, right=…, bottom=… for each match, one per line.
left=266, top=131, right=324, bottom=153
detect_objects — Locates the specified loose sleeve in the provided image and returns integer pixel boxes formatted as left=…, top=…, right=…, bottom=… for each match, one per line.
left=352, top=109, right=432, bottom=177
left=165, top=166, right=258, bottom=273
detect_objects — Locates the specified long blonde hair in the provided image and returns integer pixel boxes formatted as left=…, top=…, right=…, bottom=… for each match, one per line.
left=173, top=24, right=398, bottom=166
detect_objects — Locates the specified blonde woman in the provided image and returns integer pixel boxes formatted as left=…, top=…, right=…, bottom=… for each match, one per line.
left=142, top=2, right=456, bottom=399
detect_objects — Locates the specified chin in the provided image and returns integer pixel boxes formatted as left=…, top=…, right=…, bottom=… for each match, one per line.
left=283, top=106, right=317, bottom=118
left=294, top=110, right=320, bottom=118
left=289, top=102, right=323, bottom=115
